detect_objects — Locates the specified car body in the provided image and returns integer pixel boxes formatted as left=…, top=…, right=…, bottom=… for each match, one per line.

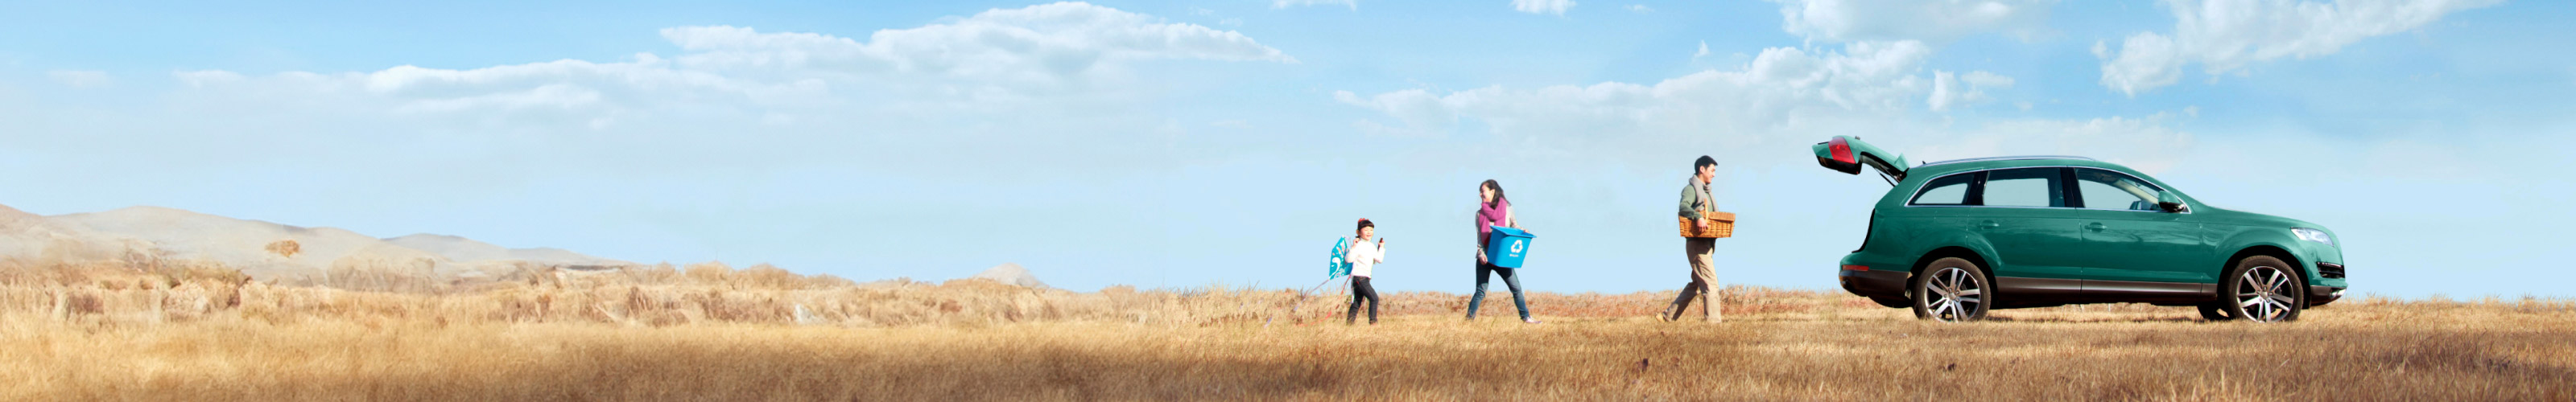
left=1812, top=136, right=2348, bottom=322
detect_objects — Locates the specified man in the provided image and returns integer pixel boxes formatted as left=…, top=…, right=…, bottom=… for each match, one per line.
left=1663, top=155, right=1721, bottom=322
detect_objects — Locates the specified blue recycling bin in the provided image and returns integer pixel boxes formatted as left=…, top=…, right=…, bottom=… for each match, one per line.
left=1484, top=226, right=1534, bottom=269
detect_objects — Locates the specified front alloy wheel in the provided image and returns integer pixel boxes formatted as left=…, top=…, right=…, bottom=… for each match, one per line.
left=2222, top=256, right=2305, bottom=322
left=1911, top=257, right=1990, bottom=322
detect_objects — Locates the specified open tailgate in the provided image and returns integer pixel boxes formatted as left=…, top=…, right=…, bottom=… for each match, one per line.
left=1812, top=136, right=1909, bottom=181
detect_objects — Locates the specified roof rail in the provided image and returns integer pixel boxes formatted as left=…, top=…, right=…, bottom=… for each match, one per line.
left=1919, top=155, right=2097, bottom=166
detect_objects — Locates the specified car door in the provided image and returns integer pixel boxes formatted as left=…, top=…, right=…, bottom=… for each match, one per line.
left=2066, top=167, right=2213, bottom=298
left=1968, top=167, right=2089, bottom=291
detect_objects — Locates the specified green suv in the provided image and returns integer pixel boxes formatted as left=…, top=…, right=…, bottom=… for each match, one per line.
left=1813, top=136, right=2347, bottom=322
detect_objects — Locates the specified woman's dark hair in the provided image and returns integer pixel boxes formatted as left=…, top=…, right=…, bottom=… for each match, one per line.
left=1356, top=219, right=1375, bottom=232
left=1480, top=179, right=1507, bottom=207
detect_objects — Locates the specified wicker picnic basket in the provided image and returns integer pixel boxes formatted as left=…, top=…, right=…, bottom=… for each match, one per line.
left=1677, top=211, right=1736, bottom=239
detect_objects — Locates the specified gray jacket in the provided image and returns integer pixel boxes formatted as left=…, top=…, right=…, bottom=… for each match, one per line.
left=1679, top=177, right=1715, bottom=220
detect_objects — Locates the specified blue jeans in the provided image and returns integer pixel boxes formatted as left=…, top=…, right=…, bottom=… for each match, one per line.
left=1467, top=261, right=1529, bottom=320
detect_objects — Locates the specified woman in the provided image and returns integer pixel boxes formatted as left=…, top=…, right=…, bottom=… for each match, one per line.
left=1469, top=179, right=1538, bottom=323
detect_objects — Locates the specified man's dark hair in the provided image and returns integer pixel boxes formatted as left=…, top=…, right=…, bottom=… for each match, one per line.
left=1356, top=219, right=1375, bottom=232
left=1695, top=155, right=1718, bottom=170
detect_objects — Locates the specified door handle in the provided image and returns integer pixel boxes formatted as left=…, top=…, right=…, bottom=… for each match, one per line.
left=2086, top=223, right=2108, bottom=232
left=1979, top=220, right=2000, bottom=229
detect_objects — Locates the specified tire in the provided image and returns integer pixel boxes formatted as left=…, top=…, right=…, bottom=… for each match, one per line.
left=2195, top=302, right=2233, bottom=321
left=1910, top=257, right=1991, bottom=322
left=2221, top=256, right=2305, bottom=322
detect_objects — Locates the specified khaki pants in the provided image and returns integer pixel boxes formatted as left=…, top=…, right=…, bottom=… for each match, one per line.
left=1665, top=238, right=1719, bottom=322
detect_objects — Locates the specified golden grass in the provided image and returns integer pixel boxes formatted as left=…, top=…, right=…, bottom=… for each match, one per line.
left=3, top=260, right=2573, bottom=400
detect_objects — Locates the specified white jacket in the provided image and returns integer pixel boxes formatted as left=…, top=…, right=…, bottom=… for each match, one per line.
left=1344, top=238, right=1385, bottom=277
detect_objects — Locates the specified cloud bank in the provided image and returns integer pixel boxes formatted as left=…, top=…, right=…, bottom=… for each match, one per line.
left=175, top=2, right=1294, bottom=124
left=1767, top=0, right=2058, bottom=43
left=1331, top=39, right=2195, bottom=171
left=2096, top=0, right=2502, bottom=96
left=1274, top=0, right=1358, bottom=10
left=1513, top=0, right=1577, bottom=15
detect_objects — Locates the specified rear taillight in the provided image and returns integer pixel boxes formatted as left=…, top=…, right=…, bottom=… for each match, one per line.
left=1829, top=137, right=1855, bottom=163
left=1841, top=265, right=1870, bottom=272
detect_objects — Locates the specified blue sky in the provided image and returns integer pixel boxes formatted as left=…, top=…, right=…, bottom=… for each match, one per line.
left=2, top=0, right=2570, bottom=297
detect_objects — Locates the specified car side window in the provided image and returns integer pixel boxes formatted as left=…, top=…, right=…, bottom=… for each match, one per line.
left=1909, top=173, right=1977, bottom=206
left=1979, top=167, right=2065, bottom=207
left=2073, top=168, right=2165, bottom=211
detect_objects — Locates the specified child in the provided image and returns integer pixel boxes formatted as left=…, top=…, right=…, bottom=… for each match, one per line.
left=1346, top=219, right=1386, bottom=325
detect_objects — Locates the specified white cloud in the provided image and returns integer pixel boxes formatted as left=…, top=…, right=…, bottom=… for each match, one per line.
left=2096, top=0, right=2502, bottom=95
left=1915, top=113, right=2195, bottom=174
left=1959, top=70, right=2013, bottom=88
left=1331, top=39, right=2198, bottom=170
left=1274, top=0, right=1357, bottom=10
left=1626, top=4, right=1653, bottom=13
left=1335, top=41, right=1933, bottom=154
left=1767, top=0, right=2056, bottom=43
left=173, top=70, right=246, bottom=88
left=1693, top=41, right=1711, bottom=59
left=664, top=2, right=1295, bottom=78
left=1513, top=0, right=1577, bottom=15
left=2094, top=34, right=2184, bottom=96
left=47, top=70, right=112, bottom=88
left=1927, top=70, right=2013, bottom=112
left=163, top=2, right=1294, bottom=127
left=172, top=54, right=816, bottom=129
left=33, top=1, right=1298, bottom=183
left=1337, top=39, right=1937, bottom=126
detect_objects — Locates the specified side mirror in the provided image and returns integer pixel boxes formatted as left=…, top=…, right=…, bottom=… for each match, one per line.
left=2156, top=191, right=2188, bottom=213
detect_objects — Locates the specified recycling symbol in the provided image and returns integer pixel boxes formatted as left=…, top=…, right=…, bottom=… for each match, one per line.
left=1509, top=240, right=1525, bottom=254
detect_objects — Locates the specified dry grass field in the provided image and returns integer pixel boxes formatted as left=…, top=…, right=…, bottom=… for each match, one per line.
left=4, top=260, right=2573, bottom=400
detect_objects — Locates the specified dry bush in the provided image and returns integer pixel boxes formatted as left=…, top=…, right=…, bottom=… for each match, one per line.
left=619, top=263, right=683, bottom=285
left=683, top=261, right=733, bottom=284
left=262, top=240, right=299, bottom=258
left=324, top=256, right=441, bottom=293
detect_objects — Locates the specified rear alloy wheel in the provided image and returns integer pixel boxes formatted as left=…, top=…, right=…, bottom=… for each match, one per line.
left=2221, top=256, right=2305, bottom=322
left=1911, top=257, right=1990, bottom=322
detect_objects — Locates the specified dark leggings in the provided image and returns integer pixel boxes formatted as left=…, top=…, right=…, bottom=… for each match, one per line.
left=1467, top=261, right=1530, bottom=320
left=1347, top=276, right=1379, bottom=324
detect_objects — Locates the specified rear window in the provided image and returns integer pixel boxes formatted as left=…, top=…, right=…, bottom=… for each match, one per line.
left=1909, top=173, right=1975, bottom=205
left=1980, top=167, right=2066, bottom=207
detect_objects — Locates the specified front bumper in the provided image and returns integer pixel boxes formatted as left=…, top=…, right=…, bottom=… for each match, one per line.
left=2308, top=285, right=2346, bottom=307
left=2307, top=260, right=2345, bottom=306
left=1839, top=269, right=1909, bottom=299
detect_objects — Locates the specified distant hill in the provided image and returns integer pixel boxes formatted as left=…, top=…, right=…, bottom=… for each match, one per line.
left=0, top=203, right=149, bottom=262
left=971, top=263, right=1047, bottom=288
left=2, top=203, right=634, bottom=282
left=50, top=206, right=465, bottom=281
left=382, top=233, right=630, bottom=267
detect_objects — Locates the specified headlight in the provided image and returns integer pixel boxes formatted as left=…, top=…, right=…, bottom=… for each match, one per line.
left=2291, top=228, right=2334, bottom=246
